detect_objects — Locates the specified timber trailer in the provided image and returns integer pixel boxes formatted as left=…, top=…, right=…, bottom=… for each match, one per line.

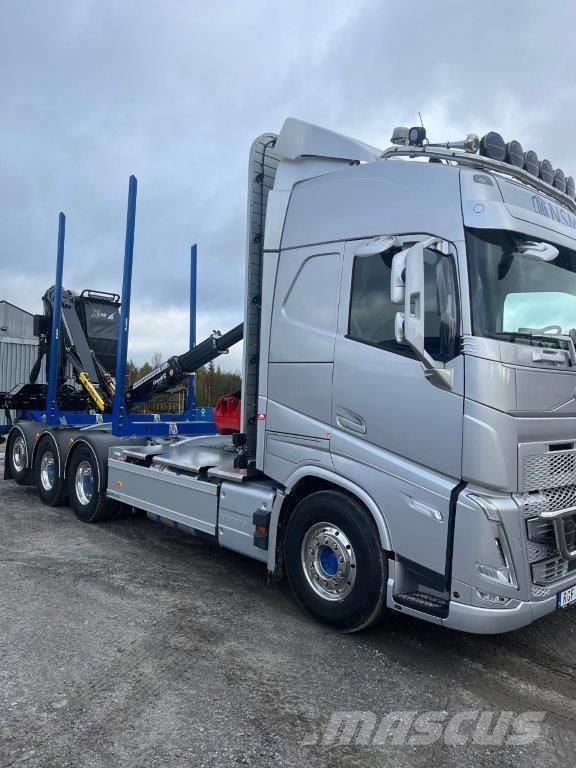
left=5, top=118, right=576, bottom=634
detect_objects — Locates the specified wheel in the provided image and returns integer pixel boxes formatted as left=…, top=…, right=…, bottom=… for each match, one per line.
left=33, top=436, right=67, bottom=506
left=7, top=430, right=32, bottom=485
left=284, top=490, right=387, bottom=632
left=67, top=444, right=118, bottom=523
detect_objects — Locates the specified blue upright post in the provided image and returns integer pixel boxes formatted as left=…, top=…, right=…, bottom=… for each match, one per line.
left=187, top=243, right=197, bottom=418
left=46, top=213, right=66, bottom=426
left=112, top=175, right=138, bottom=436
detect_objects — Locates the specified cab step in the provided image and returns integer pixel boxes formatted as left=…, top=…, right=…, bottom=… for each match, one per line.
left=393, top=591, right=449, bottom=618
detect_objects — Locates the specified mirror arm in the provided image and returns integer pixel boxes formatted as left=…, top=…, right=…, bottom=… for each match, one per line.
left=418, top=349, right=454, bottom=390
left=394, top=236, right=454, bottom=391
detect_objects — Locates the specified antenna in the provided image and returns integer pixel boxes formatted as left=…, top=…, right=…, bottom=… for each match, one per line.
left=418, top=112, right=425, bottom=129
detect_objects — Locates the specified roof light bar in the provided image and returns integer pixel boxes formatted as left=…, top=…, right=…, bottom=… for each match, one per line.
left=388, top=125, right=575, bottom=205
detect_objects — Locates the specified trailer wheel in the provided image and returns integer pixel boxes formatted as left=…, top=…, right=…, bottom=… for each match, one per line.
left=33, top=436, right=66, bottom=506
left=7, top=430, right=32, bottom=485
left=67, top=445, right=118, bottom=523
left=284, top=490, right=387, bottom=632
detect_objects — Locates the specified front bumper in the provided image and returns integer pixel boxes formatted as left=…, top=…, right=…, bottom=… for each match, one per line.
left=443, top=594, right=557, bottom=634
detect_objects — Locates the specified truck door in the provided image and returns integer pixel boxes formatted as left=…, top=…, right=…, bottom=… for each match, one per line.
left=331, top=236, right=464, bottom=580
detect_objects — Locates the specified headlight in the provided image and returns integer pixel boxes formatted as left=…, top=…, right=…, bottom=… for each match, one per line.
left=468, top=494, right=519, bottom=589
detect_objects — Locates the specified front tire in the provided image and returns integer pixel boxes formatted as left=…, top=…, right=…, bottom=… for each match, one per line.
left=33, top=436, right=66, bottom=506
left=284, top=490, right=387, bottom=632
left=67, top=444, right=118, bottom=523
left=7, top=430, right=31, bottom=486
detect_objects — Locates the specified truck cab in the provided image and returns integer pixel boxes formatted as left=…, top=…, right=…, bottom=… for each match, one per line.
left=250, top=119, right=576, bottom=632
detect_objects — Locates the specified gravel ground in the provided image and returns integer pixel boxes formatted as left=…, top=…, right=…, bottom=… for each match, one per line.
left=1, top=467, right=576, bottom=768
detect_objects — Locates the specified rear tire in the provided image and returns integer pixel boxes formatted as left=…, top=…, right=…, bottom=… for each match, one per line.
left=34, top=436, right=66, bottom=506
left=284, top=490, right=387, bottom=632
left=7, top=430, right=32, bottom=486
left=67, top=444, right=118, bottom=523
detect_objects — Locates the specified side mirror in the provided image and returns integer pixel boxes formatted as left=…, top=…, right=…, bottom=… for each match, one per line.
left=393, top=237, right=454, bottom=391
left=518, top=240, right=559, bottom=262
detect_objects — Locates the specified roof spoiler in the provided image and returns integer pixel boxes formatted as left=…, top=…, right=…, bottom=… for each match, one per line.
left=274, top=118, right=382, bottom=164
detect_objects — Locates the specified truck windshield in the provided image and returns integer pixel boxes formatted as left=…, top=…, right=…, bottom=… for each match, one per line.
left=466, top=228, right=576, bottom=342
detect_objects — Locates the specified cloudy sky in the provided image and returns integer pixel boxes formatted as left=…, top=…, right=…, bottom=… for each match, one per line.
left=1, top=0, right=574, bottom=371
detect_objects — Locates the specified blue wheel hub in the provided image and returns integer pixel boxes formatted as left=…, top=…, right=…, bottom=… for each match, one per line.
left=301, top=523, right=357, bottom=602
left=318, top=545, right=339, bottom=577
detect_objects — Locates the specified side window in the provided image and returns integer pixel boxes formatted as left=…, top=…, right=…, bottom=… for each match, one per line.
left=283, top=252, right=341, bottom=332
left=348, top=246, right=458, bottom=362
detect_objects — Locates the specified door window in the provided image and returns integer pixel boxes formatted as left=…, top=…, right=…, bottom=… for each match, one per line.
left=348, top=245, right=458, bottom=362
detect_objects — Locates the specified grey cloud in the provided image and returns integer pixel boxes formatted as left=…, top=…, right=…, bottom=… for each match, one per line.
left=0, top=0, right=574, bottom=367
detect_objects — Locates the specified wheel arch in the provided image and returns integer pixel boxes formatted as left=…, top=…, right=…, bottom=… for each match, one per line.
left=4, top=422, right=42, bottom=479
left=268, top=466, right=393, bottom=574
left=64, top=433, right=147, bottom=492
left=32, top=430, right=63, bottom=475
left=65, top=438, right=103, bottom=492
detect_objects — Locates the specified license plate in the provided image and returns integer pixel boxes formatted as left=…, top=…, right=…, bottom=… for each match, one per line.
left=558, top=586, right=576, bottom=608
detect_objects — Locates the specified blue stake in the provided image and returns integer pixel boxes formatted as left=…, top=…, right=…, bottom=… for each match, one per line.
left=187, top=243, right=197, bottom=417
left=112, top=175, right=137, bottom=436
left=46, top=213, right=66, bottom=425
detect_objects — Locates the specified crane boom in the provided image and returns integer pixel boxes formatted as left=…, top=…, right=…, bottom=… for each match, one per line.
left=124, top=323, right=244, bottom=408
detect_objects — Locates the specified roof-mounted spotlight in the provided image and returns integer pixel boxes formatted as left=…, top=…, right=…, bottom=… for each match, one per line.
left=479, top=132, right=506, bottom=161
left=505, top=140, right=524, bottom=168
left=524, top=150, right=539, bottom=176
left=539, top=159, right=554, bottom=185
left=566, top=176, right=575, bottom=200
left=408, top=126, right=427, bottom=147
left=553, top=169, right=566, bottom=193
left=390, top=127, right=409, bottom=146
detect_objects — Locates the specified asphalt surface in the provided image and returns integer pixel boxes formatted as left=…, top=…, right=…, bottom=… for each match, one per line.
left=1, top=467, right=576, bottom=767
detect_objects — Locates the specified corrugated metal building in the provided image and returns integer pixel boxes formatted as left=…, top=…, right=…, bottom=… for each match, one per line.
left=0, top=300, right=43, bottom=428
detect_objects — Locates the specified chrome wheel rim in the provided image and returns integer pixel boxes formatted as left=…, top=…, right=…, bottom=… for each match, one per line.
left=12, top=436, right=26, bottom=473
left=75, top=460, right=94, bottom=506
left=40, top=451, right=56, bottom=491
left=301, top=522, right=357, bottom=601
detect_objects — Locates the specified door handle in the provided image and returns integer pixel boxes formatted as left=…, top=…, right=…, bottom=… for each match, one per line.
left=336, top=411, right=367, bottom=435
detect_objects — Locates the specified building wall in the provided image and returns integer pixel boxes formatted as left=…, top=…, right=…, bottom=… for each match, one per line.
left=0, top=301, right=42, bottom=427
left=0, top=301, right=35, bottom=339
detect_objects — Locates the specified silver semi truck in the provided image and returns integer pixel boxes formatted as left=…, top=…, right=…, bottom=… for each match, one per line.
left=7, top=119, right=576, bottom=633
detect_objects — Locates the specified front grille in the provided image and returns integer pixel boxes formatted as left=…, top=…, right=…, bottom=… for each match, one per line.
left=520, top=485, right=576, bottom=518
left=517, top=444, right=576, bottom=589
left=523, top=450, right=576, bottom=492
left=517, top=484, right=576, bottom=587
left=532, top=556, right=576, bottom=586
left=522, top=496, right=576, bottom=586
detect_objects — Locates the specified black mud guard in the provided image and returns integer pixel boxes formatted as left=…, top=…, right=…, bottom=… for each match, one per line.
left=32, top=427, right=86, bottom=479
left=65, top=432, right=147, bottom=493
left=4, top=421, right=45, bottom=479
